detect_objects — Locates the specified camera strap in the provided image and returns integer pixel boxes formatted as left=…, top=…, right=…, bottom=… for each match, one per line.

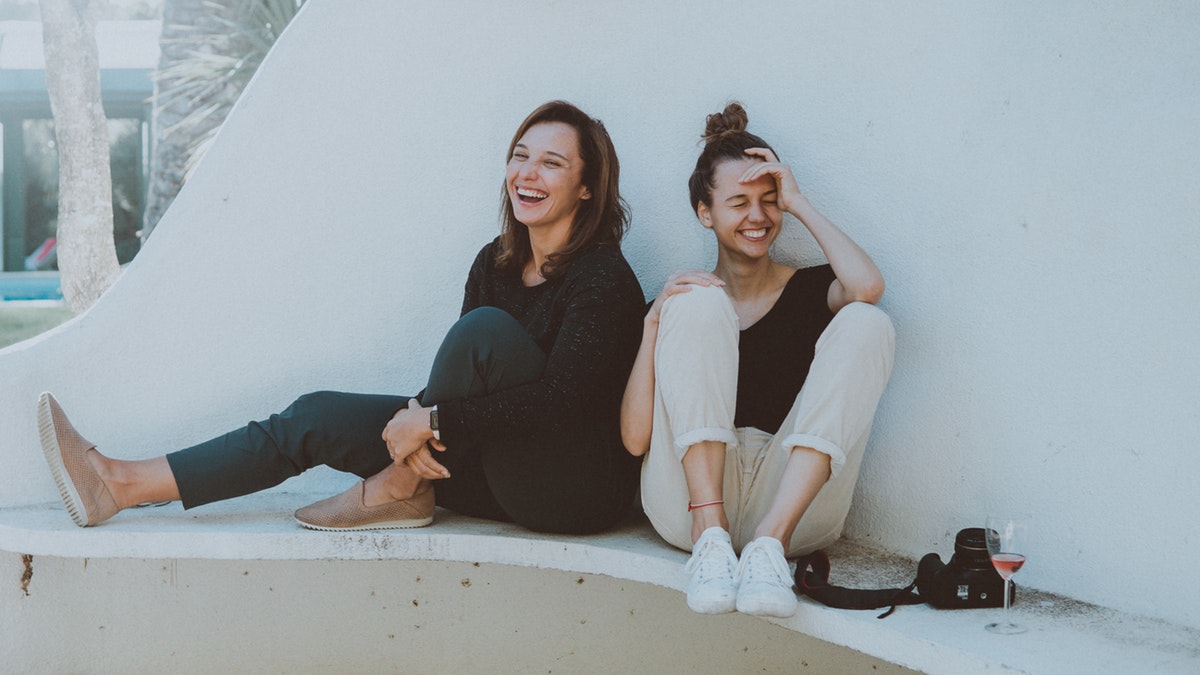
left=793, top=550, right=923, bottom=619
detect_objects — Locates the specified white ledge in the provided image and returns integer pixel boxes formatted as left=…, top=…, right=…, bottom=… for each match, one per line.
left=2, top=492, right=1198, bottom=675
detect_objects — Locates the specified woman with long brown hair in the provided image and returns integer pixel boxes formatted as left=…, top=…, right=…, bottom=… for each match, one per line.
left=41, top=100, right=645, bottom=535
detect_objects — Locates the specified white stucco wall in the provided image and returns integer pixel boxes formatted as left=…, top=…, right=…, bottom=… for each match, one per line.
left=1, top=0, right=1197, bottom=631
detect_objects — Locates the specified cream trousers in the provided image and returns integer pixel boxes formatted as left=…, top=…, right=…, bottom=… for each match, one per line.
left=640, top=284, right=895, bottom=556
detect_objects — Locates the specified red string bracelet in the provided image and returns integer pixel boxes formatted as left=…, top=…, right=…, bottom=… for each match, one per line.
left=687, top=500, right=724, bottom=512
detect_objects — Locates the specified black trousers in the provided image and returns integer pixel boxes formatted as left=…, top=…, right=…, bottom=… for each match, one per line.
left=166, top=307, right=638, bottom=534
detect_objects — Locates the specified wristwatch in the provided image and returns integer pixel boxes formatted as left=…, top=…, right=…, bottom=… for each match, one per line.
left=429, top=404, right=440, bottom=441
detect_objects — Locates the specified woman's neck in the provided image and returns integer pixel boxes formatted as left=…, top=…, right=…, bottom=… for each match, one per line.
left=714, top=254, right=783, bottom=301
left=524, top=223, right=572, bottom=286
left=716, top=254, right=794, bottom=330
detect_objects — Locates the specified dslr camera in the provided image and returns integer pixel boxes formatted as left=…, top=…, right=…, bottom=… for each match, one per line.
left=917, top=527, right=1014, bottom=609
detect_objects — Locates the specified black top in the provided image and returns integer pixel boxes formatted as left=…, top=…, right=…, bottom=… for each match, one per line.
left=437, top=239, right=646, bottom=450
left=735, top=264, right=837, bottom=434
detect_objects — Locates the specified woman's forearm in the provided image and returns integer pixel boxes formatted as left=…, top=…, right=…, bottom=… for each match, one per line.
left=620, top=319, right=659, bottom=457
left=789, top=197, right=884, bottom=309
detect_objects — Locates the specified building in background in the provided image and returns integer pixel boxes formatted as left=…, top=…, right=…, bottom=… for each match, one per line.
left=0, top=20, right=160, bottom=272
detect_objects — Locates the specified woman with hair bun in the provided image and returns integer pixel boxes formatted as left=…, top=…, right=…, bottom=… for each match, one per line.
left=621, top=102, right=894, bottom=617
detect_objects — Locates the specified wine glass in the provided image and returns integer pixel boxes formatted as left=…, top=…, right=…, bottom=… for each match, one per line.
left=985, top=516, right=1028, bottom=634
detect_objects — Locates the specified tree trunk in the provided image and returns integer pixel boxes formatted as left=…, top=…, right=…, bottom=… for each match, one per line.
left=39, top=0, right=120, bottom=314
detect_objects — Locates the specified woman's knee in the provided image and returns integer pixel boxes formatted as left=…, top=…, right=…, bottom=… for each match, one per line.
left=659, top=284, right=736, bottom=334
left=276, top=391, right=363, bottom=441
left=441, top=307, right=528, bottom=356
left=427, top=307, right=544, bottom=401
left=265, top=391, right=350, bottom=465
left=284, top=390, right=342, bottom=418
left=280, top=390, right=400, bottom=434
left=654, top=285, right=739, bottom=408
left=454, top=306, right=520, bottom=334
left=827, top=302, right=895, bottom=352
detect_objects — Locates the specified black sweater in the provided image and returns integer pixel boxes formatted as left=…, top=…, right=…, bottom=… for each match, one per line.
left=436, top=239, right=646, bottom=451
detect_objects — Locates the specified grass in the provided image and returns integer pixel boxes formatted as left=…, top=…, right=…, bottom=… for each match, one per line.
left=0, top=304, right=74, bottom=349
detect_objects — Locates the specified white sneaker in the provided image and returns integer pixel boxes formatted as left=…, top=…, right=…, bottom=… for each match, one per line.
left=735, top=536, right=798, bottom=617
left=684, top=527, right=738, bottom=614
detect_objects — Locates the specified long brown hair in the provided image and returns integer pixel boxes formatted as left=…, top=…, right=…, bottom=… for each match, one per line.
left=496, top=101, right=629, bottom=280
left=688, top=101, right=776, bottom=212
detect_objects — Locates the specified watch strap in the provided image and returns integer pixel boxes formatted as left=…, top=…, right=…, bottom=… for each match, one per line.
left=429, top=404, right=440, bottom=441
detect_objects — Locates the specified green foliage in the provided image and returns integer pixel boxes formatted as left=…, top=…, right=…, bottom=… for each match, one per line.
left=0, top=304, right=73, bottom=348
left=154, top=0, right=305, bottom=175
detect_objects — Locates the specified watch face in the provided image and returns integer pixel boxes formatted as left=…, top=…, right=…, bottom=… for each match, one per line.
left=429, top=409, right=439, bottom=430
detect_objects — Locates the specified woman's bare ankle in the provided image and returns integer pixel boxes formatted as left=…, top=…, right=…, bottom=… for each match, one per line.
left=84, top=450, right=129, bottom=510
left=689, top=504, right=729, bottom=544
left=89, top=453, right=180, bottom=509
left=363, top=465, right=424, bottom=506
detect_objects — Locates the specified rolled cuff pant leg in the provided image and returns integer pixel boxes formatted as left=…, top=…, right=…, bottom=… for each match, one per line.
left=742, top=302, right=896, bottom=555
left=640, top=285, right=741, bottom=552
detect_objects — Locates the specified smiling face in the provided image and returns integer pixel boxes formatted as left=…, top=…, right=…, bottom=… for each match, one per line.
left=506, top=121, right=591, bottom=237
left=697, top=157, right=782, bottom=260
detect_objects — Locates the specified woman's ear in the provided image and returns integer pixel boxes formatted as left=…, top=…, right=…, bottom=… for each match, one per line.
left=697, top=202, right=713, bottom=229
left=580, top=186, right=592, bottom=201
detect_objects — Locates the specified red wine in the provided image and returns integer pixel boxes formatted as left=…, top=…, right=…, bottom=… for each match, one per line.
left=991, top=553, right=1026, bottom=580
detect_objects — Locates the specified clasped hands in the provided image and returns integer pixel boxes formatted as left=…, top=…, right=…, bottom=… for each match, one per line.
left=382, top=398, right=450, bottom=480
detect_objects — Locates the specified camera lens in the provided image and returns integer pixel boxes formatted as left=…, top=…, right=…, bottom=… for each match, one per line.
left=954, top=527, right=994, bottom=571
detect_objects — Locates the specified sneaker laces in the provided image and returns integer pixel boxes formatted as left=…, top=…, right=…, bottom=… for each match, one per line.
left=686, top=533, right=736, bottom=583
left=735, top=539, right=792, bottom=586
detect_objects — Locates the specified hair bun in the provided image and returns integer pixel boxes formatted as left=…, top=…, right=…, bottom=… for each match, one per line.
left=701, top=102, right=749, bottom=144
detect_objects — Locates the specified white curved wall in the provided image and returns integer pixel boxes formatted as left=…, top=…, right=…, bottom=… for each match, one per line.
left=1, top=0, right=1197, bottom=630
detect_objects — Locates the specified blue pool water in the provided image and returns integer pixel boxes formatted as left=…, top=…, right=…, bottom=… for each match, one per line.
left=0, top=274, right=63, bottom=301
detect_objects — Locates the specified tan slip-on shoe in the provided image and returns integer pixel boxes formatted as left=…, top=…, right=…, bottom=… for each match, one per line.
left=294, top=481, right=434, bottom=531
left=38, top=392, right=120, bottom=527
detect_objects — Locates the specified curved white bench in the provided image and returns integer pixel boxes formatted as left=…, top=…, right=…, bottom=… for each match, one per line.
left=3, top=492, right=1197, bottom=674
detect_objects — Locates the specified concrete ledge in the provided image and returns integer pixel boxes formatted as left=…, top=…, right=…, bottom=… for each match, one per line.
left=2, top=493, right=1197, bottom=674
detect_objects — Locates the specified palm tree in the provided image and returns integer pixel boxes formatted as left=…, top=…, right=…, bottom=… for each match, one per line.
left=142, top=0, right=305, bottom=240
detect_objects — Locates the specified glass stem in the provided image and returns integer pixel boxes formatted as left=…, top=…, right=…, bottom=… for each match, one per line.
left=1002, top=578, right=1012, bottom=622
